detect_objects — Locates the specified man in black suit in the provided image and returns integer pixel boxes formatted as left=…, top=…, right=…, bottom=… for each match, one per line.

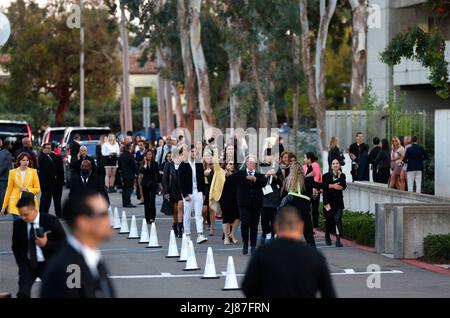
left=403, top=136, right=429, bottom=193
left=178, top=145, right=208, bottom=244
left=368, top=137, right=381, bottom=183
left=228, top=155, right=266, bottom=255
left=118, top=143, right=138, bottom=208
left=349, top=132, right=369, bottom=182
left=14, top=137, right=38, bottom=169
left=51, top=142, right=65, bottom=217
left=38, top=143, right=63, bottom=216
left=41, top=189, right=115, bottom=298
left=69, top=160, right=109, bottom=205
left=69, top=145, right=96, bottom=176
left=242, top=206, right=336, bottom=298
left=12, top=194, right=66, bottom=298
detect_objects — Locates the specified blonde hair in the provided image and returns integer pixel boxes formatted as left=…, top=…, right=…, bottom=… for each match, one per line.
left=391, top=136, right=400, bottom=148
left=285, top=162, right=305, bottom=193
left=329, top=136, right=338, bottom=150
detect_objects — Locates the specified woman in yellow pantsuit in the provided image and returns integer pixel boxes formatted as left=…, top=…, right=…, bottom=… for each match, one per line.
left=1, top=152, right=40, bottom=218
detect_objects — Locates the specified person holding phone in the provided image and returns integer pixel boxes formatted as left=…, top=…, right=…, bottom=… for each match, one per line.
left=322, top=159, right=347, bottom=247
left=11, top=193, right=66, bottom=298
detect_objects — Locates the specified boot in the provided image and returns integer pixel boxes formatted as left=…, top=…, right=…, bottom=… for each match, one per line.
left=172, top=223, right=178, bottom=237
left=242, top=243, right=249, bottom=255
left=335, top=235, right=343, bottom=247
left=325, top=233, right=332, bottom=246
left=177, top=223, right=183, bottom=238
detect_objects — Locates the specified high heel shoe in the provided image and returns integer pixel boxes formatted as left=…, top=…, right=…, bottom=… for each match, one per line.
left=230, top=235, right=239, bottom=244
left=224, top=236, right=230, bottom=245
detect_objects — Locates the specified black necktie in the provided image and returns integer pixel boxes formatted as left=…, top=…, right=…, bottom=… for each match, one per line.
left=28, top=224, right=38, bottom=269
left=96, top=262, right=112, bottom=298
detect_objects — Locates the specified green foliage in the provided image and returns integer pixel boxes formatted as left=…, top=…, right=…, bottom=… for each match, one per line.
left=380, top=26, right=450, bottom=99
left=318, top=208, right=375, bottom=246
left=423, top=233, right=450, bottom=263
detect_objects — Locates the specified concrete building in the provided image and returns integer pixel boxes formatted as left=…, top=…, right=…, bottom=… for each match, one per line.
left=368, top=0, right=450, bottom=111
left=127, top=50, right=158, bottom=96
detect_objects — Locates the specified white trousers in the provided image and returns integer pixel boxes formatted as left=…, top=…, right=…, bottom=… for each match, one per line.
left=183, top=190, right=204, bottom=235
left=407, top=170, right=422, bottom=193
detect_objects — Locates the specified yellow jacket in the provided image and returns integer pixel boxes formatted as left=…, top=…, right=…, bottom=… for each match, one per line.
left=209, top=152, right=226, bottom=203
left=2, top=167, right=41, bottom=215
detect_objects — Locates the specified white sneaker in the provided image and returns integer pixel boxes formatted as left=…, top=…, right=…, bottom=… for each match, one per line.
left=196, top=234, right=208, bottom=244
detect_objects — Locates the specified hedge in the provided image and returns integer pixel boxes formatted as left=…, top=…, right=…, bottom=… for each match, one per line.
left=423, top=234, right=450, bottom=263
left=318, top=207, right=375, bottom=247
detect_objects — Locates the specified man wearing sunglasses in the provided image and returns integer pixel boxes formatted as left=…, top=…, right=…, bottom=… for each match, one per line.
left=41, top=189, right=115, bottom=298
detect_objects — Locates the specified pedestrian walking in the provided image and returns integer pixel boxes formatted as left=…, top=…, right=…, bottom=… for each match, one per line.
left=322, top=159, right=347, bottom=247
left=14, top=137, right=38, bottom=169
left=202, top=152, right=215, bottom=236
left=281, top=162, right=317, bottom=247
left=389, top=137, right=405, bottom=190
left=1, top=153, right=41, bottom=220
left=368, top=137, right=381, bottom=183
left=12, top=193, right=66, bottom=298
left=67, top=134, right=81, bottom=161
left=178, top=145, right=208, bottom=244
left=69, top=160, right=109, bottom=205
left=102, top=133, right=120, bottom=193
left=38, top=143, right=62, bottom=215
left=0, top=139, right=13, bottom=208
left=228, top=155, right=266, bottom=255
left=242, top=205, right=336, bottom=298
left=303, top=152, right=322, bottom=229
left=162, top=150, right=184, bottom=237
left=41, top=190, right=116, bottom=298
left=69, top=145, right=96, bottom=176
left=95, top=135, right=107, bottom=180
left=327, top=136, right=344, bottom=171
left=349, top=132, right=369, bottom=181
left=139, top=149, right=159, bottom=223
left=118, top=143, right=138, bottom=208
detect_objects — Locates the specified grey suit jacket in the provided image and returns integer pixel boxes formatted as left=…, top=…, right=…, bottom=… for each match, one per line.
left=0, top=149, right=13, bottom=181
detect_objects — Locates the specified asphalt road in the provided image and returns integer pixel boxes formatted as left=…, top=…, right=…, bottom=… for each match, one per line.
left=1, top=190, right=449, bottom=298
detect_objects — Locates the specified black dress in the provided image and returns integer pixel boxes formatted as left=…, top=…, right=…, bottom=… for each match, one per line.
left=220, top=176, right=239, bottom=224
left=140, top=161, right=159, bottom=221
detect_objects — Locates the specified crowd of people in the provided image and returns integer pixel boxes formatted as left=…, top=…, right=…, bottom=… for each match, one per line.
left=328, top=132, right=429, bottom=193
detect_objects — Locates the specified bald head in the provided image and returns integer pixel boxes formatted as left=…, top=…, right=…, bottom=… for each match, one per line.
left=22, top=137, right=31, bottom=148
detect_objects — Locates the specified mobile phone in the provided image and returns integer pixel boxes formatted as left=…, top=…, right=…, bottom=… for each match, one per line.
left=35, top=227, right=45, bottom=238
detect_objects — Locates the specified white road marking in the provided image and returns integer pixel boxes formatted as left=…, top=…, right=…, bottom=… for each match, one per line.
left=344, top=268, right=356, bottom=274
left=109, top=270, right=403, bottom=279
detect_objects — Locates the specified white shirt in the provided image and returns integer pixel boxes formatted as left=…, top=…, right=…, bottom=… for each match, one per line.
left=27, top=212, right=45, bottom=262
left=101, top=142, right=120, bottom=156
left=20, top=169, right=26, bottom=184
left=67, top=235, right=102, bottom=278
left=188, top=160, right=197, bottom=191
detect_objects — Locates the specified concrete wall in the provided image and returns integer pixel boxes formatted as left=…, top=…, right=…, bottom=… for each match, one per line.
left=376, top=203, right=450, bottom=259
left=435, top=110, right=450, bottom=197
left=344, top=181, right=450, bottom=214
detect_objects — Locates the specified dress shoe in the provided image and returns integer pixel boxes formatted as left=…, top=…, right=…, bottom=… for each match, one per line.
left=325, top=234, right=332, bottom=246
left=251, top=246, right=256, bottom=255
left=123, top=204, right=136, bottom=208
left=242, top=243, right=248, bottom=255
left=335, top=236, right=343, bottom=247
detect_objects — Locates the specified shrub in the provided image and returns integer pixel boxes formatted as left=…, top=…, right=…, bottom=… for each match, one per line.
left=423, top=234, right=450, bottom=263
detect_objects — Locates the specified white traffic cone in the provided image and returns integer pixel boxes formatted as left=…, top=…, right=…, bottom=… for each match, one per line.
left=128, top=216, right=139, bottom=239
left=183, top=240, right=200, bottom=271
left=202, top=247, right=219, bottom=279
left=166, top=230, right=179, bottom=258
left=113, top=207, right=121, bottom=229
left=119, top=211, right=129, bottom=234
left=177, top=234, right=188, bottom=262
left=222, top=256, right=240, bottom=290
left=138, top=219, right=149, bottom=244
left=108, top=206, right=113, bottom=227
left=147, top=222, right=162, bottom=248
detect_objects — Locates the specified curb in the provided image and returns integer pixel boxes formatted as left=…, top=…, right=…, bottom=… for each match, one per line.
left=315, top=230, right=450, bottom=276
left=314, top=230, right=376, bottom=253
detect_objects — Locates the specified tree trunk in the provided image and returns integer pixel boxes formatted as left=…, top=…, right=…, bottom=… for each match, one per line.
left=250, top=44, right=270, bottom=129
left=174, top=84, right=186, bottom=128
left=299, top=0, right=336, bottom=147
left=349, top=0, right=368, bottom=107
left=157, top=74, right=167, bottom=136
left=229, top=56, right=242, bottom=129
left=189, top=0, right=215, bottom=131
left=177, top=0, right=196, bottom=133
left=165, top=79, right=174, bottom=134
left=55, top=87, right=71, bottom=126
